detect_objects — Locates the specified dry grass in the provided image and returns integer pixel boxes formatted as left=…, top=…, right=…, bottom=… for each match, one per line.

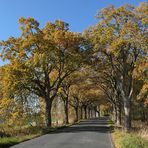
left=112, top=120, right=148, bottom=148
left=138, top=127, right=148, bottom=140
left=112, top=129, right=148, bottom=148
left=132, top=120, right=148, bottom=140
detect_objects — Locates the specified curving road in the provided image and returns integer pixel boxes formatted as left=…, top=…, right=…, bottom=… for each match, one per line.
left=11, top=117, right=114, bottom=148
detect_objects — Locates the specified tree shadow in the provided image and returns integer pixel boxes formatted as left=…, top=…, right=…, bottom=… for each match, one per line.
left=0, top=118, right=114, bottom=148
left=49, top=118, right=114, bottom=134
left=0, top=142, right=19, bottom=148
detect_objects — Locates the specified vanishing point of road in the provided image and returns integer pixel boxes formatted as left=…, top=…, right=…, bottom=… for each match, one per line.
left=11, top=117, right=114, bottom=148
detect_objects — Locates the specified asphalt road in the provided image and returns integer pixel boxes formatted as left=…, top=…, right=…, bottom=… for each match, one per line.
left=11, top=117, right=114, bottom=148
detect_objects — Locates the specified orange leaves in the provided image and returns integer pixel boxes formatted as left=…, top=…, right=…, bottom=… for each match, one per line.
left=91, top=2, right=147, bottom=59
left=110, top=38, right=127, bottom=56
left=49, top=69, right=58, bottom=81
left=18, top=51, right=26, bottom=58
left=55, top=20, right=69, bottom=31
left=0, top=17, right=84, bottom=83
left=0, top=97, right=27, bottom=129
left=120, top=22, right=139, bottom=37
left=54, top=30, right=66, bottom=46
left=19, top=17, right=39, bottom=34
left=53, top=30, right=80, bottom=52
left=133, top=57, right=148, bottom=80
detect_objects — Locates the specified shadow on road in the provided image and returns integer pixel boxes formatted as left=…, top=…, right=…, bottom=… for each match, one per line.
left=0, top=118, right=114, bottom=148
left=50, top=117, right=114, bottom=134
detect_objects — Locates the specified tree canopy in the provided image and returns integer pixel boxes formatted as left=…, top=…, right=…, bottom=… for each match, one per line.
left=0, top=2, right=147, bottom=133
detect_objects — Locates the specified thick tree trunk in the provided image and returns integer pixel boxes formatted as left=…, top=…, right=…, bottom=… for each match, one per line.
left=75, top=107, right=79, bottom=122
left=121, top=71, right=133, bottom=131
left=45, top=99, right=52, bottom=127
left=112, top=104, right=117, bottom=123
left=140, top=102, right=146, bottom=122
left=116, top=107, right=121, bottom=126
left=116, top=102, right=122, bottom=126
left=123, top=98, right=131, bottom=132
left=142, top=108, right=146, bottom=122
left=63, top=97, right=69, bottom=124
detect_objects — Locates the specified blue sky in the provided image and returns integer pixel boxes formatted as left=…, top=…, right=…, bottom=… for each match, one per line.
left=0, top=0, right=145, bottom=65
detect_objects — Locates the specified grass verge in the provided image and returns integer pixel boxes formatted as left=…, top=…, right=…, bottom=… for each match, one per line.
left=0, top=134, right=40, bottom=148
left=107, top=119, right=148, bottom=148
left=112, top=129, right=148, bottom=148
left=0, top=122, right=77, bottom=148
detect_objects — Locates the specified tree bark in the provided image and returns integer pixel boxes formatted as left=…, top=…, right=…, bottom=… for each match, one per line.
left=91, top=109, right=93, bottom=118
left=75, top=107, right=79, bottom=122
left=116, top=102, right=122, bottom=126
left=112, top=104, right=117, bottom=123
left=80, top=106, right=83, bottom=119
left=45, top=98, right=52, bottom=127
left=123, top=98, right=131, bottom=132
left=97, top=105, right=100, bottom=117
left=116, top=107, right=121, bottom=126
left=63, top=97, right=69, bottom=124
left=84, top=105, right=87, bottom=119
left=140, top=102, right=146, bottom=122
left=88, top=108, right=91, bottom=118
left=118, top=77, right=132, bottom=132
left=94, top=106, right=97, bottom=118
left=94, top=111, right=97, bottom=118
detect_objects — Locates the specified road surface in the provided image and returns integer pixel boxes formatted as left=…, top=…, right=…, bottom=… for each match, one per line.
left=11, top=117, right=114, bottom=148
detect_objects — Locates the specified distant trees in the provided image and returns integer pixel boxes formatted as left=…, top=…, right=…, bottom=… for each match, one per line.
left=68, top=67, right=103, bottom=121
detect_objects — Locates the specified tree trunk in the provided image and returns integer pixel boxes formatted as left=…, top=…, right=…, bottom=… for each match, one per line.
left=94, top=111, right=97, bottom=118
left=90, top=109, right=93, bottom=118
left=45, top=98, right=52, bottom=127
left=84, top=106, right=87, bottom=119
left=88, top=108, right=91, bottom=118
left=75, top=107, right=79, bottom=122
left=80, top=106, right=83, bottom=119
left=140, top=102, right=146, bottom=122
left=97, top=105, right=100, bottom=117
left=142, top=108, right=146, bottom=122
left=112, top=104, right=117, bottom=123
left=63, top=97, right=69, bottom=124
left=123, top=98, right=131, bottom=132
left=94, top=106, right=97, bottom=118
left=116, top=102, right=122, bottom=126
left=116, top=107, right=121, bottom=126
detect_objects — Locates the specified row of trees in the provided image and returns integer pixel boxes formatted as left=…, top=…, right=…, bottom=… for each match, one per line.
left=85, top=2, right=148, bottom=131
left=0, top=2, right=147, bottom=133
left=0, top=18, right=100, bottom=131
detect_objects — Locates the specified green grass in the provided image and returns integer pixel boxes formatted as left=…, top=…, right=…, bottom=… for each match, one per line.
left=112, top=129, right=148, bottom=148
left=0, top=134, right=40, bottom=148
left=0, top=126, right=62, bottom=148
left=107, top=119, right=114, bottom=126
left=0, top=123, right=75, bottom=148
left=107, top=119, right=148, bottom=148
left=0, top=120, right=81, bottom=148
left=107, top=119, right=114, bottom=133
